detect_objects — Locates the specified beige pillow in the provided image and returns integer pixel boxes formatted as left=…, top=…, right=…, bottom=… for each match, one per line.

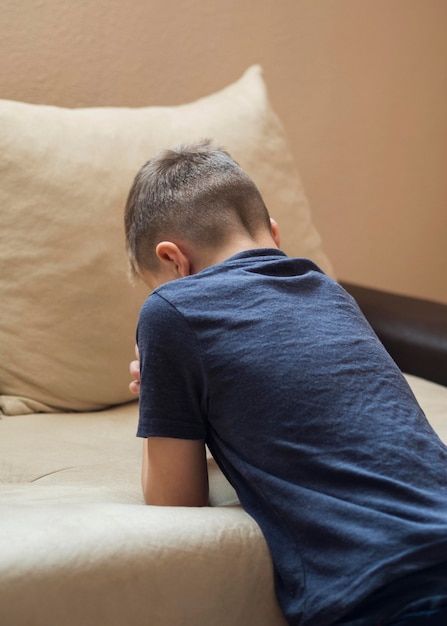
left=0, top=65, right=334, bottom=415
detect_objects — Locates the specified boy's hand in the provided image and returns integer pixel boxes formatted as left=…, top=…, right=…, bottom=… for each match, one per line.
left=129, top=344, right=140, bottom=395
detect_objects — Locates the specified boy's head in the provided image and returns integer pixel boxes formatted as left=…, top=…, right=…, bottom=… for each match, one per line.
left=124, top=139, right=276, bottom=283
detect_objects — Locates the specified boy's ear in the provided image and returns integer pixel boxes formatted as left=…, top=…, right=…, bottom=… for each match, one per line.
left=155, top=241, right=191, bottom=278
left=270, top=218, right=281, bottom=248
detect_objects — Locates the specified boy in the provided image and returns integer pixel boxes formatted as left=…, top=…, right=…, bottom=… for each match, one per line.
left=125, top=140, right=447, bottom=625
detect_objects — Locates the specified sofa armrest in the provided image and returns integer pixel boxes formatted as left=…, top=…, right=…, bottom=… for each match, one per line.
left=340, top=282, right=447, bottom=387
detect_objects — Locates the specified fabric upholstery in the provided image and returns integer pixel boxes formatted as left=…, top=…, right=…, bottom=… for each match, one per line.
left=1, top=63, right=445, bottom=626
left=341, top=282, right=447, bottom=387
left=0, top=65, right=333, bottom=415
left=0, top=376, right=446, bottom=626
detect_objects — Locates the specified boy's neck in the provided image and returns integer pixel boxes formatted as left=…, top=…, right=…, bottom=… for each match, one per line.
left=188, top=230, right=279, bottom=274
left=143, top=222, right=282, bottom=291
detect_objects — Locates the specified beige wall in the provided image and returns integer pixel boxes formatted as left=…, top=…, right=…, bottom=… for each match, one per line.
left=2, top=0, right=446, bottom=303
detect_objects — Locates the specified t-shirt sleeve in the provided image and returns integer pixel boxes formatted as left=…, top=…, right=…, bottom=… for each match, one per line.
left=136, top=292, right=207, bottom=440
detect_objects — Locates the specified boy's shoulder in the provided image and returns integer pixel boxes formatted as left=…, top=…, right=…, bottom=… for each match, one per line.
left=157, top=250, right=326, bottom=294
left=146, top=250, right=334, bottom=313
left=141, top=252, right=340, bottom=337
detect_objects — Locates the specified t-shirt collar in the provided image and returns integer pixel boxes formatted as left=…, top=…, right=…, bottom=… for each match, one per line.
left=223, top=248, right=287, bottom=265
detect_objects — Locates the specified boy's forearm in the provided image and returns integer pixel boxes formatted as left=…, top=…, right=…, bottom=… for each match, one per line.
left=141, top=441, right=150, bottom=504
left=140, top=437, right=209, bottom=507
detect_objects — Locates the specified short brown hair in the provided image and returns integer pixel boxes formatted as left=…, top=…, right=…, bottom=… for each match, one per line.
left=124, top=139, right=271, bottom=278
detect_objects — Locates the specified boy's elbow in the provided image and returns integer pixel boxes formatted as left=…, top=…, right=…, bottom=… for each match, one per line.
left=141, top=482, right=209, bottom=507
left=142, top=492, right=209, bottom=507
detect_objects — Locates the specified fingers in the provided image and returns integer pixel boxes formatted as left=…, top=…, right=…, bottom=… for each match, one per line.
left=130, top=359, right=140, bottom=380
left=129, top=343, right=141, bottom=395
left=129, top=362, right=140, bottom=394
left=129, top=379, right=140, bottom=395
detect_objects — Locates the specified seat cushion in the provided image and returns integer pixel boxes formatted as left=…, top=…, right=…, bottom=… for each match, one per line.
left=0, top=376, right=445, bottom=626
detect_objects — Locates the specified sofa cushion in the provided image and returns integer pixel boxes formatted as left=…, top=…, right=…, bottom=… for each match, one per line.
left=1, top=375, right=444, bottom=505
left=0, top=65, right=334, bottom=415
left=0, top=375, right=445, bottom=626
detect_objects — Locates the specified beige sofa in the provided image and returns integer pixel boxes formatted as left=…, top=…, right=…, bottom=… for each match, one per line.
left=1, top=66, right=447, bottom=626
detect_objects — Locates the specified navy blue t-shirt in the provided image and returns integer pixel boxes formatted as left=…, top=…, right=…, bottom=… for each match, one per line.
left=136, top=249, right=447, bottom=626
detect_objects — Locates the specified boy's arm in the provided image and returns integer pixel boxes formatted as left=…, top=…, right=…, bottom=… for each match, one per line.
left=130, top=346, right=209, bottom=506
left=129, top=346, right=208, bottom=506
left=135, top=296, right=210, bottom=507
left=141, top=437, right=209, bottom=507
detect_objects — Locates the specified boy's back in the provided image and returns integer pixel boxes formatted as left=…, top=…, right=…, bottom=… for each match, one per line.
left=137, top=249, right=447, bottom=626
